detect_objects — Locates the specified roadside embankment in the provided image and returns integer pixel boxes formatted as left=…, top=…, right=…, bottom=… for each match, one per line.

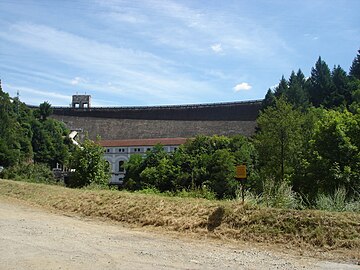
left=0, top=179, right=359, bottom=261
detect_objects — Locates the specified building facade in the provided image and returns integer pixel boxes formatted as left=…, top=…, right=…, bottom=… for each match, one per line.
left=99, top=138, right=188, bottom=185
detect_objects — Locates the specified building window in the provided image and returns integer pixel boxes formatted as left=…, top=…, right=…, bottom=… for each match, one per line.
left=118, top=160, right=125, bottom=173
left=107, top=149, right=110, bottom=153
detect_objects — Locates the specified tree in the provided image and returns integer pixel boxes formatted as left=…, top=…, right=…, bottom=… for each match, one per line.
left=274, top=76, right=288, bottom=98
left=307, top=57, right=333, bottom=107
left=261, top=89, right=276, bottom=111
left=329, top=65, right=350, bottom=107
left=296, top=69, right=307, bottom=88
left=349, top=88, right=360, bottom=113
left=139, top=144, right=179, bottom=191
left=69, top=139, right=110, bottom=187
left=140, top=156, right=179, bottom=192
left=349, top=49, right=360, bottom=80
left=31, top=119, right=70, bottom=168
left=307, top=110, right=360, bottom=198
left=255, top=98, right=304, bottom=183
left=0, top=84, right=33, bottom=166
left=123, top=154, right=145, bottom=190
left=206, top=149, right=237, bottom=199
left=38, top=101, right=53, bottom=121
left=286, top=70, right=309, bottom=109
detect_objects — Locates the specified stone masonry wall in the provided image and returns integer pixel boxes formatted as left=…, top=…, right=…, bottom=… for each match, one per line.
left=52, top=115, right=257, bottom=140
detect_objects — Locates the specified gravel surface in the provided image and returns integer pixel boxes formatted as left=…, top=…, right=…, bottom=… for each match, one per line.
left=0, top=197, right=358, bottom=270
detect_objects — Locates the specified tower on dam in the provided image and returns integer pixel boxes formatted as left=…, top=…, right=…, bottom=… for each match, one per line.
left=71, top=94, right=91, bottom=108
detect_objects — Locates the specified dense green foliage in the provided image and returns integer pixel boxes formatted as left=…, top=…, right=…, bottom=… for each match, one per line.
left=67, top=139, right=110, bottom=188
left=0, top=82, right=73, bottom=169
left=124, top=135, right=256, bottom=199
left=258, top=50, right=360, bottom=208
left=1, top=163, right=57, bottom=184
left=263, top=54, right=360, bottom=111
left=123, top=50, right=360, bottom=209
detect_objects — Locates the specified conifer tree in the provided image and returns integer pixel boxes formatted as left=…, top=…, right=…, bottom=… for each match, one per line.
left=349, top=49, right=360, bottom=80
left=286, top=70, right=309, bottom=108
left=274, top=75, right=288, bottom=98
left=261, top=89, right=276, bottom=110
left=330, top=65, right=350, bottom=107
left=307, top=57, right=333, bottom=107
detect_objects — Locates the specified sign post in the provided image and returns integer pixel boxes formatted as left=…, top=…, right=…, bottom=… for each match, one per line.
left=235, top=165, right=247, bottom=203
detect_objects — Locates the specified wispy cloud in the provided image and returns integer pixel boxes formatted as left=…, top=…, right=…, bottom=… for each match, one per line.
left=5, top=83, right=71, bottom=105
left=211, top=43, right=223, bottom=53
left=98, top=0, right=290, bottom=61
left=0, top=22, right=223, bottom=104
left=70, top=77, right=87, bottom=85
left=233, top=82, right=252, bottom=92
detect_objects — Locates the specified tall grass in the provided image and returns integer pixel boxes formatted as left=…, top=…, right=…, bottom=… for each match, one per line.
left=316, top=187, right=360, bottom=212
left=243, top=179, right=303, bottom=209
left=134, top=186, right=217, bottom=200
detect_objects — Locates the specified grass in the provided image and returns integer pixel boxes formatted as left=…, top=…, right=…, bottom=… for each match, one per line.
left=316, top=187, right=360, bottom=212
left=0, top=179, right=359, bottom=260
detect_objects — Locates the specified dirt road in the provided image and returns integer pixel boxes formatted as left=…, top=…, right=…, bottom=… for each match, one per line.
left=0, top=197, right=358, bottom=270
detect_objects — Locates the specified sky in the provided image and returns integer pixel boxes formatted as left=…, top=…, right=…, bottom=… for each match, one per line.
left=0, top=0, right=359, bottom=107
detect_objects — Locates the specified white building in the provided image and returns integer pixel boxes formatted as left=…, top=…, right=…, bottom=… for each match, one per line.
left=99, top=138, right=188, bottom=185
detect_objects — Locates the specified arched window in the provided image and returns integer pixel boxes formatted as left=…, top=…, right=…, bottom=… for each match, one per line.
left=118, top=160, right=125, bottom=173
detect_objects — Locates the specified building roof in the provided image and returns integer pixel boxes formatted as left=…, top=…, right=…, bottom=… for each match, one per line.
left=99, top=137, right=189, bottom=147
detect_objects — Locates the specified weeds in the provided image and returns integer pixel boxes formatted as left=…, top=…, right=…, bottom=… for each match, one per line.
left=316, top=187, right=360, bottom=212
left=174, top=186, right=216, bottom=200
left=252, top=179, right=303, bottom=209
left=133, top=186, right=217, bottom=200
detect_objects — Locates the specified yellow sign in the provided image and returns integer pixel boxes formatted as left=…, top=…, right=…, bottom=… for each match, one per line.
left=236, top=165, right=247, bottom=179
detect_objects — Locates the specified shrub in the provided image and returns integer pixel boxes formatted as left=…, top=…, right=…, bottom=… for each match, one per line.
left=68, top=139, right=110, bottom=188
left=0, top=163, right=56, bottom=184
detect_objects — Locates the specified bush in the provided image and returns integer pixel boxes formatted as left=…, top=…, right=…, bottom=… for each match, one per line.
left=0, top=163, right=57, bottom=184
left=68, top=139, right=110, bottom=188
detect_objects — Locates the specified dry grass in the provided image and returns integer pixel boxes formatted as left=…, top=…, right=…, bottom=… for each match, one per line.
left=1, top=179, right=359, bottom=260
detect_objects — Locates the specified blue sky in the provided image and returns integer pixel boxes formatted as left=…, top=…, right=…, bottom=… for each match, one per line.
left=1, top=0, right=359, bottom=106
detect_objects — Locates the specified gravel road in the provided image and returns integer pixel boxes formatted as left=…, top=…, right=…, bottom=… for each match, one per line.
left=0, top=197, right=358, bottom=270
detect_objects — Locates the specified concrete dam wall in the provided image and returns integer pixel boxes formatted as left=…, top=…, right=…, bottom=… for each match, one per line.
left=50, top=100, right=262, bottom=140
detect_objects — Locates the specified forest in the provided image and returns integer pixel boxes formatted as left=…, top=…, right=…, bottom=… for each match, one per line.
left=122, top=50, right=360, bottom=210
left=0, top=49, right=360, bottom=211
